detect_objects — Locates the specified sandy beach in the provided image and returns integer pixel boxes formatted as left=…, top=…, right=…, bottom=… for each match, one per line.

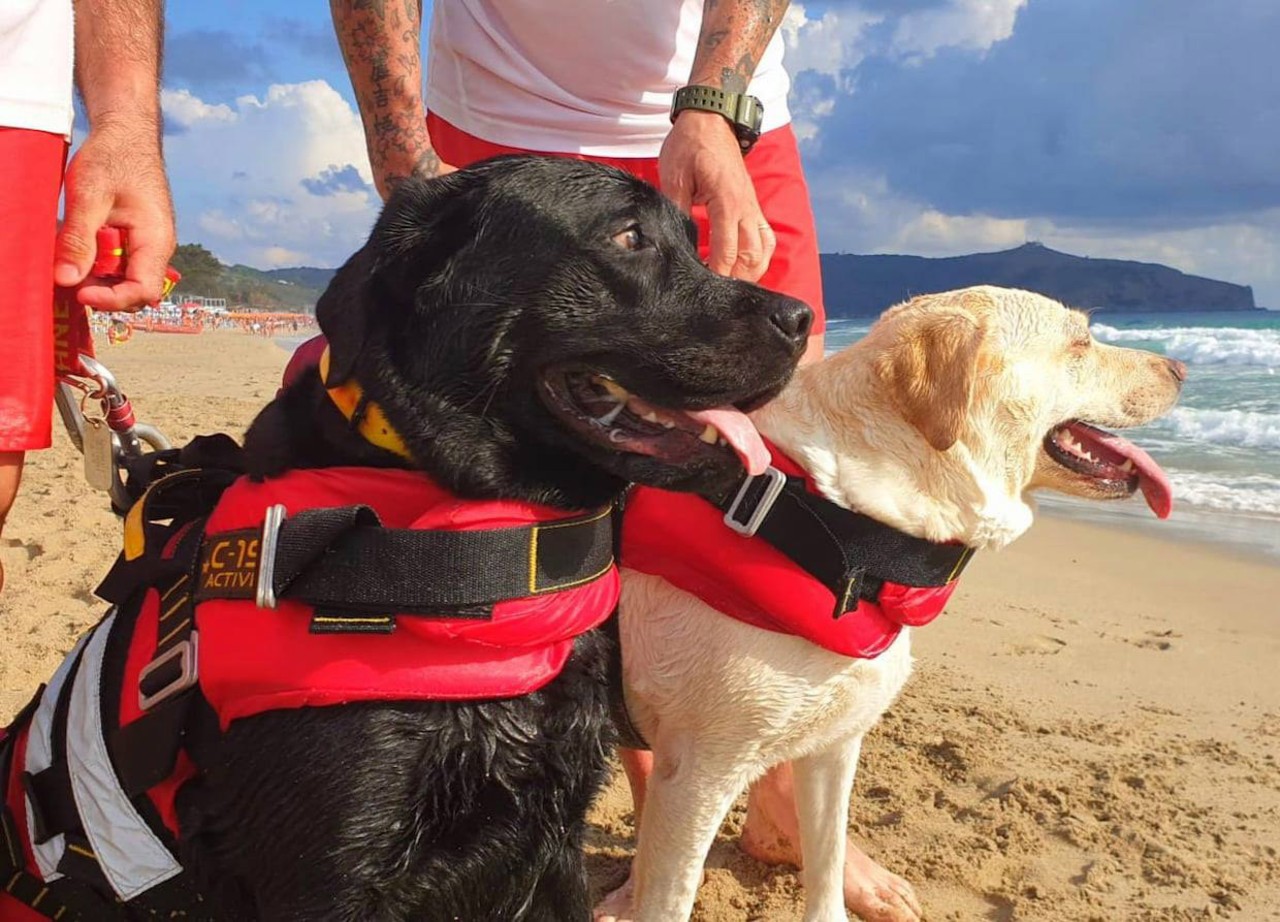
left=2, top=331, right=1277, bottom=920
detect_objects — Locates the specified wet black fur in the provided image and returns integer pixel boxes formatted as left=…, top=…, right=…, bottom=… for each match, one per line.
left=76, top=156, right=809, bottom=920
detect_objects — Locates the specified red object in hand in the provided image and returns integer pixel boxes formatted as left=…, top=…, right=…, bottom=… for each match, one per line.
left=53, top=227, right=182, bottom=378
left=91, top=226, right=182, bottom=300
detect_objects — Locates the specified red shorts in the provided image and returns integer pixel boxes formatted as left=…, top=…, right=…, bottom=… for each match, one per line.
left=428, top=114, right=825, bottom=332
left=0, top=128, right=66, bottom=452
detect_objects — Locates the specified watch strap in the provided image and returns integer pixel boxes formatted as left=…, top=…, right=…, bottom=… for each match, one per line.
left=670, top=85, right=764, bottom=154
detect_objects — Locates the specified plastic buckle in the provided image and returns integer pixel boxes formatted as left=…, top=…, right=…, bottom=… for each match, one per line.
left=256, top=504, right=287, bottom=610
left=138, top=633, right=199, bottom=712
left=723, top=466, right=786, bottom=537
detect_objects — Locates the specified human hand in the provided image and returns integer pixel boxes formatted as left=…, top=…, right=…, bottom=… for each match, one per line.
left=659, top=110, right=775, bottom=283
left=54, top=120, right=175, bottom=312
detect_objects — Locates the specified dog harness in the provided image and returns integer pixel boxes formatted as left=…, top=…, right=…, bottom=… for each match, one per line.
left=0, top=439, right=618, bottom=919
left=622, top=443, right=977, bottom=660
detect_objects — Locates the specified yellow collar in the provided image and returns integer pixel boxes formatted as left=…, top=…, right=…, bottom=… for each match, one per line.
left=319, top=347, right=413, bottom=461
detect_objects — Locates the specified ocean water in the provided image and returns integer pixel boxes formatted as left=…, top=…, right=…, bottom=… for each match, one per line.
left=823, top=311, right=1280, bottom=562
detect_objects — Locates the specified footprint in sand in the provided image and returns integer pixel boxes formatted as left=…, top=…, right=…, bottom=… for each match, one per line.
left=1129, top=629, right=1182, bottom=651
left=1002, top=634, right=1068, bottom=655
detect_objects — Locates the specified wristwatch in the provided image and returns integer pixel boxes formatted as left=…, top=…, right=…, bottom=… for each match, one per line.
left=670, top=85, right=764, bottom=155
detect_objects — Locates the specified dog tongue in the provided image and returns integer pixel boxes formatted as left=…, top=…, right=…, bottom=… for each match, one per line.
left=1069, top=422, right=1173, bottom=519
left=686, top=407, right=770, bottom=475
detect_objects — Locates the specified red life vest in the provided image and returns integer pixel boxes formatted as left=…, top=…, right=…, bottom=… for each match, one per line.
left=1, top=466, right=618, bottom=913
left=119, top=467, right=618, bottom=732
left=622, top=445, right=959, bottom=659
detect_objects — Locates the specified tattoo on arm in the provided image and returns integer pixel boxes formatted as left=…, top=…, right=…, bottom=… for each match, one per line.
left=332, top=0, right=438, bottom=194
left=689, top=0, right=790, bottom=93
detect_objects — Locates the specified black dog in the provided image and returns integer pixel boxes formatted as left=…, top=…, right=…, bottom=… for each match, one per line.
left=2, top=155, right=810, bottom=921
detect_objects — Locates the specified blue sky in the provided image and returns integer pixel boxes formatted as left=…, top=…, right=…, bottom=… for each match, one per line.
left=156, top=0, right=1280, bottom=307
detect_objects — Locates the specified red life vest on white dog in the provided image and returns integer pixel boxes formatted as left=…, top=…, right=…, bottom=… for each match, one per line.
left=622, top=445, right=965, bottom=659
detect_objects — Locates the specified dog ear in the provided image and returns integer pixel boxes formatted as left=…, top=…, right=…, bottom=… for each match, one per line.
left=875, top=310, right=985, bottom=451
left=315, top=243, right=376, bottom=386
left=316, top=171, right=479, bottom=386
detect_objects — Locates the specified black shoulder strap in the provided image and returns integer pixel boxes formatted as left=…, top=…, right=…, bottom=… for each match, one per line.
left=712, top=468, right=976, bottom=619
left=194, top=503, right=617, bottom=627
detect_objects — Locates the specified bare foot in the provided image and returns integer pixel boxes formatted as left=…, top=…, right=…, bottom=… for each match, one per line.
left=592, top=872, right=635, bottom=922
left=739, top=798, right=922, bottom=922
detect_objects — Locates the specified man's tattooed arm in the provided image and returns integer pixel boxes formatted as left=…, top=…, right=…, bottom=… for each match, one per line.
left=687, top=0, right=791, bottom=93
left=330, top=0, right=445, bottom=198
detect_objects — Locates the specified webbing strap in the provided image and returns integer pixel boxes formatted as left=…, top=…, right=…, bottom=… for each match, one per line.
left=195, top=504, right=617, bottom=616
left=714, top=472, right=976, bottom=619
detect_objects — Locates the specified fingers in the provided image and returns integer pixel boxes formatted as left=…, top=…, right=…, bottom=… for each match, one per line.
left=707, top=205, right=777, bottom=283
left=53, top=174, right=112, bottom=289
left=732, top=218, right=776, bottom=284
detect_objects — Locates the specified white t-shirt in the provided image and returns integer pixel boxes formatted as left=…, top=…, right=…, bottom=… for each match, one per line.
left=0, top=0, right=74, bottom=136
left=426, top=0, right=791, bottom=158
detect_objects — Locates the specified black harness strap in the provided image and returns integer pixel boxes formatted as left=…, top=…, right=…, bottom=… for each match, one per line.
left=712, top=469, right=976, bottom=619
left=193, top=503, right=617, bottom=623
left=602, top=492, right=649, bottom=751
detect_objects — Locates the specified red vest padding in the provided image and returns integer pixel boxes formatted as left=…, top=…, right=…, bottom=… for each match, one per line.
left=191, top=468, right=618, bottom=726
left=622, top=447, right=957, bottom=659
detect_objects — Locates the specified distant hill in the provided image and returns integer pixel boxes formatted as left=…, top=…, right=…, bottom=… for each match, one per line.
left=193, top=242, right=1259, bottom=318
left=821, top=243, right=1258, bottom=317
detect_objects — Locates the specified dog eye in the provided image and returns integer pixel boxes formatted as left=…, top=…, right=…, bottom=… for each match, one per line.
left=611, top=226, right=645, bottom=251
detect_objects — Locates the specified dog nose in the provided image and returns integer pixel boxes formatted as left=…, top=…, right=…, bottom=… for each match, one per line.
left=769, top=300, right=813, bottom=348
left=1166, top=357, right=1188, bottom=383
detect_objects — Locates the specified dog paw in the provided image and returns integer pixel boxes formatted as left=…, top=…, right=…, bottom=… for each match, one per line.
left=592, top=873, right=635, bottom=922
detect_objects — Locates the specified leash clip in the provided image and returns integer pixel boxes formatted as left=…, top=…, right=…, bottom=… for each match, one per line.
left=256, top=504, right=287, bottom=610
left=723, top=466, right=786, bottom=537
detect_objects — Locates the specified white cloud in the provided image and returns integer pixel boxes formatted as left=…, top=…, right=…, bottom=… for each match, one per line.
left=891, top=0, right=1028, bottom=61
left=161, top=88, right=234, bottom=128
left=162, top=80, right=377, bottom=268
left=782, top=4, right=882, bottom=79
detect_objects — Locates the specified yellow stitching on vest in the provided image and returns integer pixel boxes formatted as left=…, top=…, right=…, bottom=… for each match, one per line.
left=311, top=616, right=392, bottom=624
left=54, top=907, right=67, bottom=920
left=31, top=886, right=48, bottom=907
left=156, top=617, right=192, bottom=650
left=5, top=871, right=21, bottom=892
left=160, top=573, right=190, bottom=601
left=66, top=843, right=96, bottom=859
left=947, top=546, right=975, bottom=582
left=528, top=506, right=613, bottom=595
left=837, top=575, right=857, bottom=614
left=527, top=526, right=540, bottom=595
left=159, top=594, right=189, bottom=623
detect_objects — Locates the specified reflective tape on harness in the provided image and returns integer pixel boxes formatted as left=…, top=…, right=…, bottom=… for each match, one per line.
left=64, top=611, right=184, bottom=900
left=22, top=630, right=91, bottom=883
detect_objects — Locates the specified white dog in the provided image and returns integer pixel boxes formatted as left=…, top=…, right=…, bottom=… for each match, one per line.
left=604, top=287, right=1185, bottom=922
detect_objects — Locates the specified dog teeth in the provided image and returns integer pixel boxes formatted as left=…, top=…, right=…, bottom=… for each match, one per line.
left=699, top=425, right=718, bottom=445
left=595, top=403, right=625, bottom=426
left=1119, top=459, right=1135, bottom=472
left=661, top=420, right=676, bottom=429
left=641, top=411, right=660, bottom=424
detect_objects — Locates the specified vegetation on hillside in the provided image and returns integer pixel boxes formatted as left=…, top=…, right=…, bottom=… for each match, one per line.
left=169, top=244, right=329, bottom=311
